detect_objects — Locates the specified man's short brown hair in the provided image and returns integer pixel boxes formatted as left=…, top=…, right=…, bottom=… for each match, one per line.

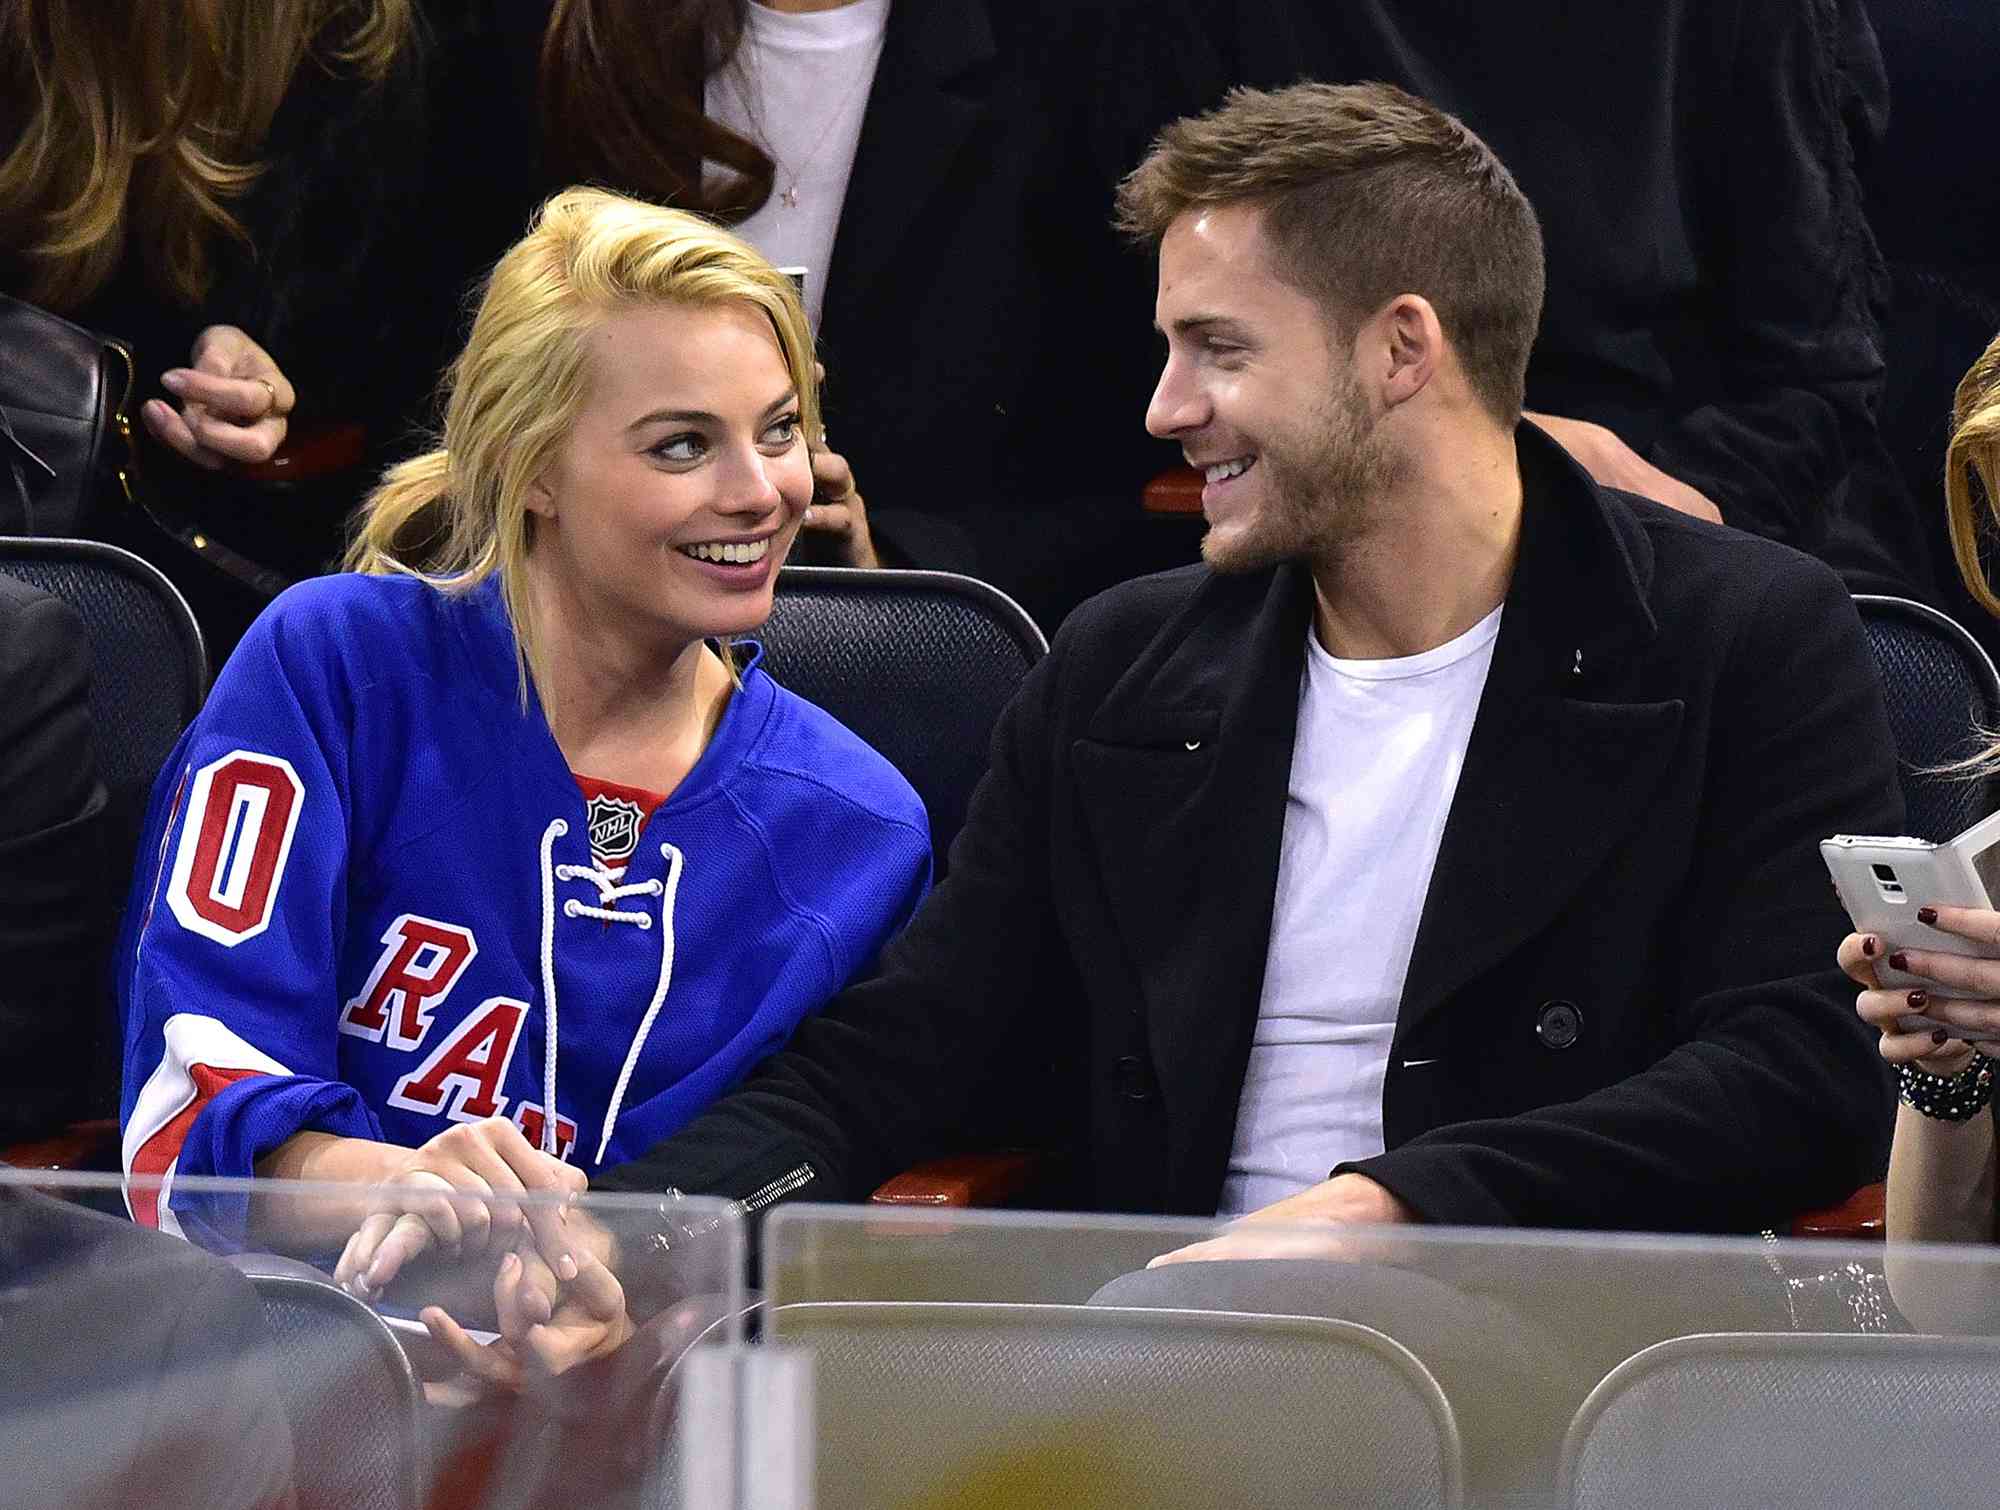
left=1116, top=81, right=1545, bottom=426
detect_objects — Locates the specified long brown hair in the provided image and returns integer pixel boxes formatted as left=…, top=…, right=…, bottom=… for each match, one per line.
left=539, top=0, right=776, bottom=222
left=0, top=0, right=413, bottom=312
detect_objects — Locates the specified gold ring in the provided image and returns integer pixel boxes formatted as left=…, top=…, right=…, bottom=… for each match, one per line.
left=255, top=377, right=279, bottom=415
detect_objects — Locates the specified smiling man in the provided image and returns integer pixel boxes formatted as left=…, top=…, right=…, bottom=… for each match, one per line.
left=602, top=83, right=1901, bottom=1243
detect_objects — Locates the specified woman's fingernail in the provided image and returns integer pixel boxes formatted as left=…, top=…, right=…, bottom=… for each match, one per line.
left=1935, top=1029, right=1952, bottom=1045
left=558, top=1254, right=578, bottom=1282
left=1909, top=989, right=1929, bottom=1010
left=1919, top=907, right=1940, bottom=927
left=501, top=1252, right=519, bottom=1274
left=1861, top=936, right=1878, bottom=958
left=160, top=370, right=188, bottom=393
left=1889, top=951, right=1911, bottom=972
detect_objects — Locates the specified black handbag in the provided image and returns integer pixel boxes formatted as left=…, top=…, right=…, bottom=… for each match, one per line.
left=0, top=292, right=289, bottom=594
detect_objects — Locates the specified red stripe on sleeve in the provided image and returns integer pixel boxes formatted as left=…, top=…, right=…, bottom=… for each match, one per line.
left=128, top=1064, right=267, bottom=1229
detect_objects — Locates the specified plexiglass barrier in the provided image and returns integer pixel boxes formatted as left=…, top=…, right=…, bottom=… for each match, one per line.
left=0, top=1168, right=743, bottom=1510
left=763, top=1204, right=2000, bottom=1510
left=20, top=1174, right=2000, bottom=1510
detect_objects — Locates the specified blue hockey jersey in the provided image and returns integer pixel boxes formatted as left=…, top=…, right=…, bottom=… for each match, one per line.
left=117, top=572, right=930, bottom=1241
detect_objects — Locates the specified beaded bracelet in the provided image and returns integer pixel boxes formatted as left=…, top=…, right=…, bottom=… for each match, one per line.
left=1897, top=1054, right=1997, bottom=1122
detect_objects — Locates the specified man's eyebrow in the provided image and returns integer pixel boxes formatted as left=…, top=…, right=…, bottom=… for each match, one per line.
left=624, top=390, right=799, bottom=432
left=1157, top=314, right=1249, bottom=337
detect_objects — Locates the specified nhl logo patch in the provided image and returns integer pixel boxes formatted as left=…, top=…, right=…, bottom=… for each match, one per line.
left=586, top=794, right=645, bottom=864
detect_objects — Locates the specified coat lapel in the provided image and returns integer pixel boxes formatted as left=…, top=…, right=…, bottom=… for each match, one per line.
left=1073, top=568, right=1314, bottom=1200
left=1395, top=427, right=1685, bottom=1045
left=823, top=0, right=996, bottom=323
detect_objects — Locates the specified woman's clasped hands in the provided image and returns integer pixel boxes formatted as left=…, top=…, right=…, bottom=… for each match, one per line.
left=332, top=1116, right=633, bottom=1390
left=1843, top=904, right=2000, bottom=1071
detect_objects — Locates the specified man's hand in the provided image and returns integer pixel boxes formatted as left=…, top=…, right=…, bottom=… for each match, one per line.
left=142, top=324, right=295, bottom=469
left=1524, top=411, right=1724, bottom=524
left=419, top=1244, right=635, bottom=1396
left=1147, top=1173, right=1416, bottom=1267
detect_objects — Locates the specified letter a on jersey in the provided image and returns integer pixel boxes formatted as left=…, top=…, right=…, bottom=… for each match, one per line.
left=166, top=751, right=305, bottom=946
left=388, top=997, right=527, bottom=1123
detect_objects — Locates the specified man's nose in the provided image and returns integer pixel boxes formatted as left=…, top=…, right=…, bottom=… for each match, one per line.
left=1145, top=358, right=1203, bottom=440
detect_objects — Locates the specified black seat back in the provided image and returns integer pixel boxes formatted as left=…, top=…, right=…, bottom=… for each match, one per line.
left=229, top=1257, right=421, bottom=1510
left=758, top=567, right=1046, bottom=872
left=1853, top=594, right=2000, bottom=840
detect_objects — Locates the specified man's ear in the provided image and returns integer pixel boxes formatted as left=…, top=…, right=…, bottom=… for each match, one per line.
left=1374, top=294, right=1443, bottom=410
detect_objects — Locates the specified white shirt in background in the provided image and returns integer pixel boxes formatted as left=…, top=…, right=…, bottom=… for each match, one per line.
left=706, top=0, right=891, bottom=330
left=1217, top=604, right=1503, bottom=1217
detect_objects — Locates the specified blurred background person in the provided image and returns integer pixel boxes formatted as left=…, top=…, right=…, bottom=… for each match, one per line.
left=0, top=0, right=426, bottom=654
left=417, top=0, right=1208, bottom=630
left=1172, top=0, right=1918, bottom=594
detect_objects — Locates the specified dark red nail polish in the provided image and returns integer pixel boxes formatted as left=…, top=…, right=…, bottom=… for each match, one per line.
left=1935, top=1029, right=1951, bottom=1045
left=1889, top=952, right=1910, bottom=972
left=1909, top=989, right=1929, bottom=1010
left=1861, top=936, right=1878, bottom=957
left=1918, top=907, right=1939, bottom=927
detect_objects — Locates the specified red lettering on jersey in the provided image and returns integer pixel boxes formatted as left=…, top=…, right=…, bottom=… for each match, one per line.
left=339, top=915, right=479, bottom=1050
left=387, top=997, right=526, bottom=1123
left=166, top=752, right=305, bottom=946
left=127, top=1063, right=266, bottom=1229
left=511, top=1102, right=578, bottom=1163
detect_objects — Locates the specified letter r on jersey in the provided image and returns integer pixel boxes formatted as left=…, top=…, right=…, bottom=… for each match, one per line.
left=339, top=914, right=479, bottom=1050
left=387, top=997, right=527, bottom=1123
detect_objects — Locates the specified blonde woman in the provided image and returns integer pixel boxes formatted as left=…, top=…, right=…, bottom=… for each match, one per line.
left=1844, top=330, right=2000, bottom=1327
left=115, top=190, right=931, bottom=1325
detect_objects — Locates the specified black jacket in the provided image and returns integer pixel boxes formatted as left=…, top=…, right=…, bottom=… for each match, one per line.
left=0, top=578, right=108, bottom=1139
left=602, top=424, right=1901, bottom=1234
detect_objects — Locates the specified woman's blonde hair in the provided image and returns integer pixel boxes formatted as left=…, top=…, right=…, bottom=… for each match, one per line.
left=1947, top=330, right=2000, bottom=620
left=0, top=0, right=412, bottom=311
left=345, top=186, right=820, bottom=704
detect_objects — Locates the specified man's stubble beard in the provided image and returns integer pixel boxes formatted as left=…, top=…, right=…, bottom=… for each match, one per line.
left=1201, top=366, right=1405, bottom=576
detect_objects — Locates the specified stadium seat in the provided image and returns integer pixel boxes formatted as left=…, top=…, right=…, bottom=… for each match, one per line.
left=227, top=1254, right=422, bottom=1510
left=1560, top=1331, right=2000, bottom=1510
left=759, top=565, right=1046, bottom=873
left=765, top=1300, right=1463, bottom=1509
left=0, top=536, right=206, bottom=1174
left=1853, top=593, right=2000, bottom=842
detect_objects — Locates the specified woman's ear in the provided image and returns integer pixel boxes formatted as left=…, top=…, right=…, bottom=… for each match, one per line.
left=526, top=473, right=558, bottom=522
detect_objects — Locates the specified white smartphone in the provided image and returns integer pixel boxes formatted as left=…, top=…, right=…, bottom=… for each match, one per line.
left=1824, top=807, right=2000, bottom=1035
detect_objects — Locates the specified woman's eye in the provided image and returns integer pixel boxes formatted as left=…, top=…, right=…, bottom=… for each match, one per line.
left=762, top=413, right=802, bottom=447
left=649, top=433, right=704, bottom=463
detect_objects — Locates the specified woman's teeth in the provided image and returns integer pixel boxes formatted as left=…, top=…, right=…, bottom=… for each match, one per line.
left=1205, top=457, right=1254, bottom=484
left=681, top=538, right=770, bottom=565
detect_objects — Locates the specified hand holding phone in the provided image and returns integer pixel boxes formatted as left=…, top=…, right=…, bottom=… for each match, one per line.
left=1824, top=815, right=2000, bottom=1041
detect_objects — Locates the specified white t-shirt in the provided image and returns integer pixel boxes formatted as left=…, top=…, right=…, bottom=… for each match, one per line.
left=1217, top=605, right=1503, bottom=1217
left=706, top=0, right=891, bottom=330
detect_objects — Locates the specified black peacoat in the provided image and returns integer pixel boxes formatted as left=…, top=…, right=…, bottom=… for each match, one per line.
left=603, top=423, right=1903, bottom=1234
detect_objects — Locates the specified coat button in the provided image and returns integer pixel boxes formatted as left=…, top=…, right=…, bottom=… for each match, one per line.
left=1113, top=1054, right=1156, bottom=1101
left=1535, top=1000, right=1583, bottom=1050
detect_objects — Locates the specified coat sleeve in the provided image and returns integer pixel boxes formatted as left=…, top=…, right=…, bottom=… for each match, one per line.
left=118, top=594, right=381, bottom=1246
left=1644, top=0, right=1891, bottom=553
left=597, top=634, right=1075, bottom=1207
left=1343, top=554, right=1901, bottom=1230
